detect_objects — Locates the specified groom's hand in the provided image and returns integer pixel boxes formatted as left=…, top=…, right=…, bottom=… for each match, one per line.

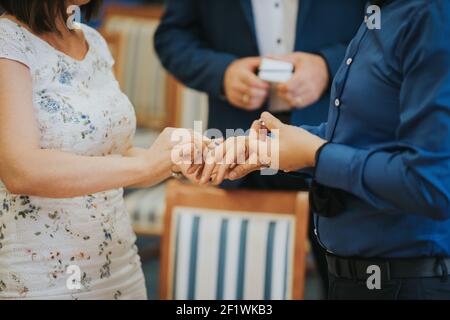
left=224, top=57, right=270, bottom=110
left=229, top=112, right=327, bottom=178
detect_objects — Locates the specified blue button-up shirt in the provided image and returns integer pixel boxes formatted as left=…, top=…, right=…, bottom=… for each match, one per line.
left=304, top=0, right=450, bottom=258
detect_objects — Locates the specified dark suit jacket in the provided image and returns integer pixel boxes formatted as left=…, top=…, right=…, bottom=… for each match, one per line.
left=155, top=0, right=366, bottom=134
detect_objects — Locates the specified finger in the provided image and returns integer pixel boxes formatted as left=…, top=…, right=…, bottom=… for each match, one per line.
left=200, top=149, right=219, bottom=184
left=211, top=141, right=227, bottom=176
left=191, top=132, right=212, bottom=152
left=276, top=89, right=294, bottom=103
left=229, top=151, right=262, bottom=180
left=287, top=89, right=316, bottom=108
left=186, top=171, right=202, bottom=184
left=280, top=93, right=308, bottom=108
left=245, top=56, right=263, bottom=70
left=187, top=163, right=202, bottom=174
left=201, top=135, right=213, bottom=148
left=294, top=85, right=317, bottom=100
left=260, top=112, right=283, bottom=131
left=256, top=139, right=273, bottom=167
left=277, top=83, right=289, bottom=94
left=280, top=73, right=303, bottom=93
left=232, top=81, right=250, bottom=96
left=265, top=54, right=283, bottom=60
left=189, top=142, right=204, bottom=165
left=212, top=163, right=231, bottom=186
left=190, top=132, right=206, bottom=163
left=247, top=96, right=266, bottom=111
left=213, top=137, right=246, bottom=185
left=174, top=142, right=195, bottom=166
left=230, top=88, right=253, bottom=109
left=250, top=119, right=262, bottom=131
left=240, top=90, right=268, bottom=111
left=249, top=120, right=270, bottom=142
left=249, top=87, right=269, bottom=99
left=180, top=164, right=202, bottom=184
left=243, top=72, right=270, bottom=90
left=280, top=55, right=299, bottom=65
left=207, top=137, right=224, bottom=148
left=232, top=94, right=265, bottom=111
left=206, top=140, right=228, bottom=181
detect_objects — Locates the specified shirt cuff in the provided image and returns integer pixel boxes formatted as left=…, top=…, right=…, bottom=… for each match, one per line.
left=315, top=143, right=358, bottom=191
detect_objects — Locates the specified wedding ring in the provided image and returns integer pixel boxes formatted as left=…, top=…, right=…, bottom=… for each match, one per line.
left=213, top=139, right=222, bottom=147
left=242, top=94, right=250, bottom=104
left=171, top=170, right=183, bottom=179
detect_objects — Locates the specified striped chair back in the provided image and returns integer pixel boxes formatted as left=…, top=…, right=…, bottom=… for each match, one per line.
left=161, top=181, right=309, bottom=300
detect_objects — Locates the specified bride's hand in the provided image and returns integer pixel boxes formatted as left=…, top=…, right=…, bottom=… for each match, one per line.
left=141, top=128, right=210, bottom=183
left=175, top=137, right=223, bottom=184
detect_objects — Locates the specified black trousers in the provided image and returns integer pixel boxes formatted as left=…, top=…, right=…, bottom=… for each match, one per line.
left=328, top=274, right=450, bottom=300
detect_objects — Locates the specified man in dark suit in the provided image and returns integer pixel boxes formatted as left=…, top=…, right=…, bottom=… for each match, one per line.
left=154, top=0, right=366, bottom=298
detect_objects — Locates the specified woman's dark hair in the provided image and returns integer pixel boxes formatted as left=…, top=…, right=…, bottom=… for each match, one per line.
left=0, top=0, right=103, bottom=34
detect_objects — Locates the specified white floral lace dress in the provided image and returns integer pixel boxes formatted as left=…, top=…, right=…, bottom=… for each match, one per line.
left=0, top=18, right=147, bottom=299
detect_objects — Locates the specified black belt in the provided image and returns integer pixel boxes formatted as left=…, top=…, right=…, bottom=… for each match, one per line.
left=326, top=254, right=450, bottom=281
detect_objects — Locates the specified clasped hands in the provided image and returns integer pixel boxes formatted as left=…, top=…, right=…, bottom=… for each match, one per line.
left=171, top=112, right=327, bottom=186
left=223, top=52, right=330, bottom=110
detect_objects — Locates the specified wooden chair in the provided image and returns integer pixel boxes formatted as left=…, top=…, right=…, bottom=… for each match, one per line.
left=160, top=180, right=310, bottom=300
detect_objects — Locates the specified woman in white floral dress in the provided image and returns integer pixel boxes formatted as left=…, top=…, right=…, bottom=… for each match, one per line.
left=0, top=0, right=200, bottom=299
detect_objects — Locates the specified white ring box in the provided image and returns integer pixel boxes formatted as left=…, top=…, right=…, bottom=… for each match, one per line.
left=258, top=58, right=294, bottom=83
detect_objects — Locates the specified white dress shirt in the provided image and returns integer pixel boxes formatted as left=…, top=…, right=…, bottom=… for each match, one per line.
left=251, top=0, right=299, bottom=112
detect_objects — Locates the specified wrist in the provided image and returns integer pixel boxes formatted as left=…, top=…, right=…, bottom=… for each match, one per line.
left=307, top=137, right=327, bottom=168
left=138, top=150, right=172, bottom=183
left=130, top=155, right=151, bottom=185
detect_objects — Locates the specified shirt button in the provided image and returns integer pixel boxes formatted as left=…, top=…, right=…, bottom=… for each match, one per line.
left=335, top=98, right=341, bottom=107
left=346, top=58, right=353, bottom=65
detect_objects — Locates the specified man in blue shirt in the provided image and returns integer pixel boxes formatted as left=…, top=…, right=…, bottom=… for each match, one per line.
left=221, top=0, right=450, bottom=299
